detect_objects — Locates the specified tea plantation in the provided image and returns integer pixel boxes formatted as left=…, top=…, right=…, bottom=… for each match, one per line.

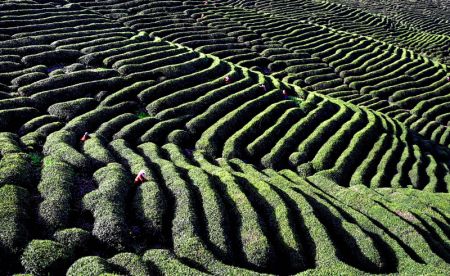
left=1, top=0, right=450, bottom=275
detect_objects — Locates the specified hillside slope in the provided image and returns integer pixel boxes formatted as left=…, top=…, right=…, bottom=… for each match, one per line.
left=0, top=0, right=449, bottom=275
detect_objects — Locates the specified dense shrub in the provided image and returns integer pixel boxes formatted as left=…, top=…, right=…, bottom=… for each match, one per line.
left=80, top=40, right=161, bottom=67
left=19, top=70, right=119, bottom=97
left=247, top=107, right=304, bottom=162
left=311, top=111, right=366, bottom=171
left=48, top=98, right=98, bottom=121
left=186, top=81, right=262, bottom=135
left=83, top=163, right=131, bottom=251
left=21, top=240, right=72, bottom=276
left=127, top=54, right=211, bottom=83
left=118, top=51, right=198, bottom=75
left=0, top=97, right=33, bottom=110
left=0, top=107, right=39, bottom=132
left=191, top=150, right=273, bottom=270
left=222, top=101, right=295, bottom=159
left=110, top=139, right=155, bottom=178
left=108, top=253, right=150, bottom=276
left=147, top=143, right=227, bottom=267
left=95, top=114, right=137, bottom=140
left=0, top=61, right=22, bottom=73
left=145, top=63, right=231, bottom=116
left=11, top=72, right=47, bottom=88
left=140, top=115, right=190, bottom=144
left=102, top=43, right=171, bottom=68
left=143, top=249, right=208, bottom=275
left=0, top=185, right=29, bottom=270
left=0, top=153, right=33, bottom=188
left=228, top=159, right=305, bottom=271
left=322, top=111, right=381, bottom=185
left=262, top=100, right=339, bottom=169
left=21, top=49, right=81, bottom=66
left=38, top=156, right=75, bottom=233
left=31, top=77, right=127, bottom=109
left=44, top=139, right=90, bottom=170
left=66, top=256, right=118, bottom=276
left=100, top=81, right=155, bottom=107
left=197, top=89, right=279, bottom=157
left=82, top=136, right=116, bottom=167
left=62, top=101, right=137, bottom=136
left=53, top=228, right=92, bottom=256
left=167, top=129, right=193, bottom=146
left=0, top=132, right=23, bottom=154
left=138, top=56, right=223, bottom=104
left=132, top=175, right=166, bottom=243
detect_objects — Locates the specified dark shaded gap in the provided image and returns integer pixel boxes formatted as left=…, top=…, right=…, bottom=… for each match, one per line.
left=377, top=200, right=450, bottom=263
left=313, top=192, right=356, bottom=223
left=305, top=179, right=425, bottom=264
left=360, top=228, right=398, bottom=273
left=293, top=187, right=383, bottom=273
left=206, top=174, right=247, bottom=267
left=269, top=183, right=316, bottom=270
left=432, top=207, right=450, bottom=225
left=358, top=211, right=425, bottom=264
left=102, top=147, right=155, bottom=252
left=173, top=165, right=230, bottom=262
left=138, top=152, right=175, bottom=250
left=178, top=257, right=211, bottom=274
left=233, top=174, right=288, bottom=275
left=430, top=216, right=450, bottom=243
left=71, top=174, right=96, bottom=232
left=412, top=212, right=450, bottom=262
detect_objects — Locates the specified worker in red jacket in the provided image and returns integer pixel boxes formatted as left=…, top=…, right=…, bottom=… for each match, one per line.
left=134, top=170, right=147, bottom=185
left=80, top=132, right=90, bottom=142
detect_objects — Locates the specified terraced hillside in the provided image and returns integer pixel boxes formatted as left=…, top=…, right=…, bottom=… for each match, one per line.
left=0, top=0, right=450, bottom=275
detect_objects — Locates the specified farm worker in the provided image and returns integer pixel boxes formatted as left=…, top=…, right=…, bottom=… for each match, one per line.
left=260, top=84, right=267, bottom=92
left=282, top=89, right=289, bottom=98
left=134, top=170, right=147, bottom=185
left=224, top=75, right=231, bottom=84
left=447, top=76, right=450, bottom=82
left=80, top=132, right=90, bottom=142
left=204, top=0, right=208, bottom=4
left=197, top=13, right=205, bottom=22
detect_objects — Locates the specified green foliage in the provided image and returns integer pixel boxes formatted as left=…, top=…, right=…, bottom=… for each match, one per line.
left=83, top=163, right=131, bottom=251
left=2, top=2, right=450, bottom=275
left=108, top=253, right=150, bottom=276
left=38, top=156, right=75, bottom=233
left=28, top=152, right=43, bottom=166
left=53, top=228, right=92, bottom=255
left=0, top=132, right=22, bottom=155
left=143, top=249, right=209, bottom=275
left=21, top=240, right=72, bottom=276
left=136, top=112, right=149, bottom=119
left=66, top=256, right=119, bottom=276
left=0, top=107, right=40, bottom=132
left=96, top=113, right=137, bottom=140
left=0, top=184, right=29, bottom=271
left=48, top=98, right=98, bottom=121
left=82, top=136, right=116, bottom=168
left=0, top=153, right=33, bottom=188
